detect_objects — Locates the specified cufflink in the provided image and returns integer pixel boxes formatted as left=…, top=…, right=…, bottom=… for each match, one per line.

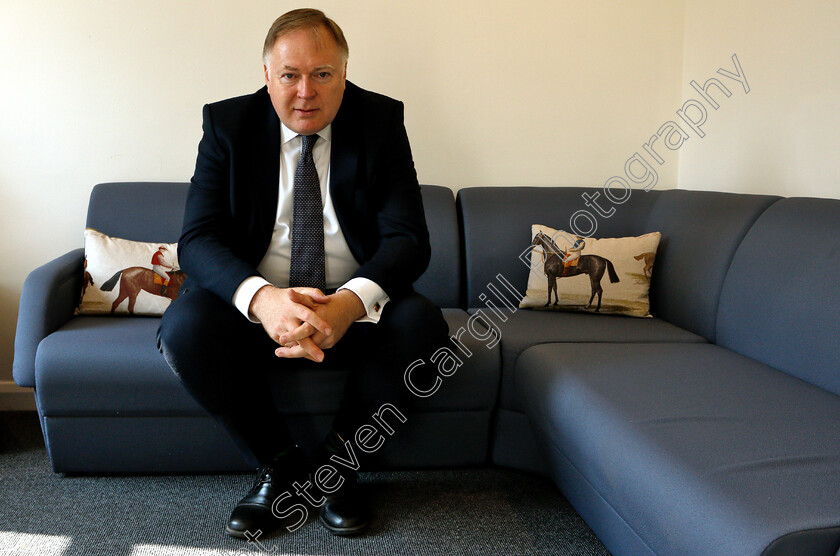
left=373, top=303, right=381, bottom=312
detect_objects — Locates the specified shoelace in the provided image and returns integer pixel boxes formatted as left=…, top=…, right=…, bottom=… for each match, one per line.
left=252, top=466, right=276, bottom=489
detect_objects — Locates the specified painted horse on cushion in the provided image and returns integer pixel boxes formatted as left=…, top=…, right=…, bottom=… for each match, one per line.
left=531, top=231, right=619, bottom=311
left=100, top=267, right=186, bottom=314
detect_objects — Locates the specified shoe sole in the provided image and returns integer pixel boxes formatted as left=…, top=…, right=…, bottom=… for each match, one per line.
left=318, top=514, right=369, bottom=537
left=225, top=525, right=248, bottom=539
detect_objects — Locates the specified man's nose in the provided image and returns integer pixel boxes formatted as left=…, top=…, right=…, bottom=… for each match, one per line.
left=297, top=77, right=316, bottom=98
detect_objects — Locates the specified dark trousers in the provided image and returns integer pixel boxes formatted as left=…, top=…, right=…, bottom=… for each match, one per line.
left=157, top=286, right=448, bottom=465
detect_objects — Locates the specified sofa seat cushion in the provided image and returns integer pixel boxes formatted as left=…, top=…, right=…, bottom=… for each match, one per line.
left=35, top=309, right=497, bottom=417
left=516, top=342, right=840, bottom=556
left=35, top=316, right=205, bottom=416
left=469, top=308, right=705, bottom=408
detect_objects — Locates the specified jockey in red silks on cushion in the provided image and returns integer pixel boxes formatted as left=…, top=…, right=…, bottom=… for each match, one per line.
left=151, top=246, right=174, bottom=295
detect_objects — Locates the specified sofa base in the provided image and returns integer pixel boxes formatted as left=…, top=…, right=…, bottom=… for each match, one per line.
left=44, top=415, right=249, bottom=474
left=534, top=427, right=656, bottom=556
left=490, top=408, right=548, bottom=475
left=42, top=410, right=492, bottom=474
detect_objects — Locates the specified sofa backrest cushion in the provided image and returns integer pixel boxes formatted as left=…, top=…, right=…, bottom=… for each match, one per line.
left=643, top=189, right=778, bottom=340
left=457, top=186, right=658, bottom=308
left=87, top=182, right=188, bottom=243
left=716, top=197, right=840, bottom=395
left=86, top=182, right=460, bottom=308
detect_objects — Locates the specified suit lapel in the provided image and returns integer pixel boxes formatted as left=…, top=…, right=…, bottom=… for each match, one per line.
left=329, top=85, right=362, bottom=261
left=254, top=88, right=281, bottom=249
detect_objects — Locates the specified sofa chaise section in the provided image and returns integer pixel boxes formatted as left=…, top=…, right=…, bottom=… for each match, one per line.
left=518, top=342, right=840, bottom=555
left=516, top=196, right=840, bottom=555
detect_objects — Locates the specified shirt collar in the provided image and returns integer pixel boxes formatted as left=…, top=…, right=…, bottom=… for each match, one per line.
left=279, top=121, right=332, bottom=146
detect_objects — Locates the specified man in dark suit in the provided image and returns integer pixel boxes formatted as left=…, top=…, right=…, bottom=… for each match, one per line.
left=158, top=9, right=447, bottom=540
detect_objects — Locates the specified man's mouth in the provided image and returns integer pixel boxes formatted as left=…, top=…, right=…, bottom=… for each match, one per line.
left=295, top=108, right=319, bottom=115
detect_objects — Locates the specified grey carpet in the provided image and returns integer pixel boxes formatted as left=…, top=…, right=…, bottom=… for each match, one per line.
left=0, top=412, right=610, bottom=556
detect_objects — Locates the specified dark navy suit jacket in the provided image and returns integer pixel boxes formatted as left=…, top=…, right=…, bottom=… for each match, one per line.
left=178, top=81, right=431, bottom=305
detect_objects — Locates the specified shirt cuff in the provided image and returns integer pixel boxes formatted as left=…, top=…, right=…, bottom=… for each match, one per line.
left=338, top=277, right=390, bottom=323
left=232, top=276, right=272, bottom=323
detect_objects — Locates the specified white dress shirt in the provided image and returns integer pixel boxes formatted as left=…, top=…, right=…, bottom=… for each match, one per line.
left=232, top=122, right=390, bottom=323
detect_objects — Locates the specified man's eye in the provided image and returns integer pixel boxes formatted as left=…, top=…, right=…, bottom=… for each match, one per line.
left=317, top=72, right=331, bottom=79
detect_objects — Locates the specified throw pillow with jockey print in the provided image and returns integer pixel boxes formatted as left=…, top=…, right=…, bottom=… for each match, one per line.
left=519, top=224, right=661, bottom=318
left=77, top=229, right=185, bottom=316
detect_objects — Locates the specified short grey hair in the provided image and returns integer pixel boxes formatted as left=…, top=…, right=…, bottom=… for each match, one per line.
left=263, top=8, right=349, bottom=65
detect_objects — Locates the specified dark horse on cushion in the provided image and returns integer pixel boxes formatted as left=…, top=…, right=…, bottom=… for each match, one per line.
left=531, top=231, right=619, bottom=311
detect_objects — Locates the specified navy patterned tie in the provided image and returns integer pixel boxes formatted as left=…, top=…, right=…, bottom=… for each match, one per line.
left=289, top=134, right=326, bottom=291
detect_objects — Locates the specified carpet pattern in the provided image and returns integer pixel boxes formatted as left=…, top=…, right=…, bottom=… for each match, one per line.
left=0, top=412, right=610, bottom=556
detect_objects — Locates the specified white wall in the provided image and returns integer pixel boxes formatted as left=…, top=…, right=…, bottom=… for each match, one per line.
left=5, top=2, right=839, bottom=387
left=6, top=0, right=840, bottom=388
left=679, top=0, right=840, bottom=197
left=0, top=1, right=686, bottom=384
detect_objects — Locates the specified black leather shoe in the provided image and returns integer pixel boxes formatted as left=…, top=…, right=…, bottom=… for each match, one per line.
left=226, top=446, right=309, bottom=539
left=318, top=468, right=370, bottom=536
left=313, top=432, right=370, bottom=536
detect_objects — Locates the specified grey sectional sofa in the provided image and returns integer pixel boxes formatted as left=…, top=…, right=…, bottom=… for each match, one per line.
left=14, top=182, right=840, bottom=555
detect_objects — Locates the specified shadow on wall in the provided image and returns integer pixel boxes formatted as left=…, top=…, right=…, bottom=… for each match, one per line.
left=0, top=285, right=21, bottom=383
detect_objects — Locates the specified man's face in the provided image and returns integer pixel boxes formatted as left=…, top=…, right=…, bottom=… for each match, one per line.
left=264, top=27, right=347, bottom=136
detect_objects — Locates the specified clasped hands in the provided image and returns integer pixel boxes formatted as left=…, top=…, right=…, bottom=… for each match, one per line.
left=249, top=285, right=365, bottom=362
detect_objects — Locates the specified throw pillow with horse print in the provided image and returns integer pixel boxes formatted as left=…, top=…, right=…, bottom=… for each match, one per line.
left=520, top=224, right=661, bottom=318
left=77, top=229, right=185, bottom=316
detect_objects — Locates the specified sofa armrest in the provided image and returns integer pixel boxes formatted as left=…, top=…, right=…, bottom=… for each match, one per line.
left=13, top=248, right=85, bottom=388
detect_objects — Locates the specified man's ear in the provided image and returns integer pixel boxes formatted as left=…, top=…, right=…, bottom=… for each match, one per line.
left=264, top=64, right=270, bottom=86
